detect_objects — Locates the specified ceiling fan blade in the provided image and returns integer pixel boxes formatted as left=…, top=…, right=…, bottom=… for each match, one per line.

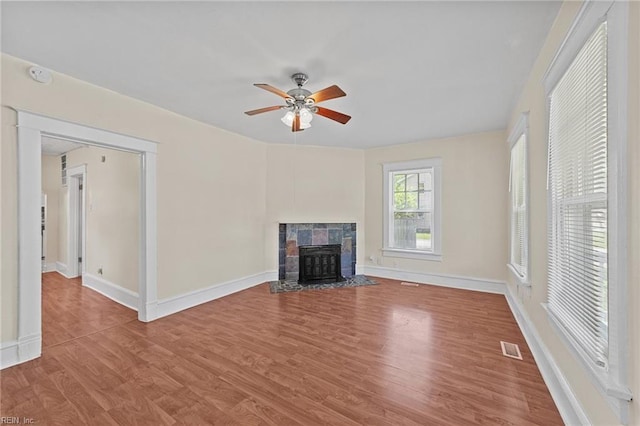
left=315, top=107, right=351, bottom=124
left=244, top=106, right=283, bottom=116
left=308, top=85, right=346, bottom=103
left=292, top=112, right=303, bottom=132
left=254, top=83, right=291, bottom=99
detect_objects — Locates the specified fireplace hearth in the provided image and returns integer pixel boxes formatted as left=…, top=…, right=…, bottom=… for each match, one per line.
left=298, top=244, right=345, bottom=285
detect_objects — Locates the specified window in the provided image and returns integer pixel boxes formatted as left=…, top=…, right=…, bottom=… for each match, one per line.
left=548, top=20, right=608, bottom=369
left=383, top=159, right=442, bottom=260
left=508, top=115, right=529, bottom=283
left=543, top=0, right=631, bottom=415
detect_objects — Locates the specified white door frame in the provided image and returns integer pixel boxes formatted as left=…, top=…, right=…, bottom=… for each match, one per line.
left=41, top=193, right=47, bottom=272
left=16, top=109, right=158, bottom=365
left=66, top=164, right=86, bottom=278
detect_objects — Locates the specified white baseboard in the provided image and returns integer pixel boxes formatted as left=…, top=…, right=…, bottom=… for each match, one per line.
left=1, top=333, right=41, bottom=370
left=505, top=285, right=589, bottom=425
left=83, top=273, right=139, bottom=311
left=55, top=261, right=72, bottom=278
left=156, top=270, right=277, bottom=320
left=0, top=341, right=18, bottom=369
left=263, top=270, right=279, bottom=282
left=363, top=265, right=506, bottom=294
left=43, top=262, right=57, bottom=273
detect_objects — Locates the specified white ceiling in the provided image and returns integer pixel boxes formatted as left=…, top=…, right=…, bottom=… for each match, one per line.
left=41, top=136, right=85, bottom=156
left=2, top=1, right=561, bottom=149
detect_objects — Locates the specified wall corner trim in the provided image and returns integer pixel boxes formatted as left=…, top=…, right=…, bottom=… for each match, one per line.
left=363, top=265, right=506, bottom=294
left=83, top=273, right=139, bottom=311
left=504, top=285, right=590, bottom=425
left=55, top=261, right=70, bottom=278
left=139, top=301, right=158, bottom=323
left=155, top=270, right=278, bottom=320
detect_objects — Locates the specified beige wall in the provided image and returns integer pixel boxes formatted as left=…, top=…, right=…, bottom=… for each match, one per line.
left=264, top=144, right=365, bottom=270
left=63, top=146, right=140, bottom=293
left=41, top=155, right=60, bottom=266
left=364, top=130, right=508, bottom=281
left=1, top=53, right=268, bottom=342
left=505, top=2, right=640, bottom=424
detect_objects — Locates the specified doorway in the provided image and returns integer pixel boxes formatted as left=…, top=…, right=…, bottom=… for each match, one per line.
left=15, top=109, right=158, bottom=366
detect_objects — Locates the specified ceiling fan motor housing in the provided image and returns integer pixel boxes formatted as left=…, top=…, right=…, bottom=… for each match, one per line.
left=287, top=87, right=312, bottom=101
left=291, top=72, right=309, bottom=87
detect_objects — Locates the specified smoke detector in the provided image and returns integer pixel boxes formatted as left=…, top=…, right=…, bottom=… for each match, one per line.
left=28, top=66, right=52, bottom=84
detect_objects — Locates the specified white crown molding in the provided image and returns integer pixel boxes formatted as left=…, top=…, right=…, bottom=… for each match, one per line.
left=363, top=265, right=506, bottom=294
left=155, top=270, right=278, bottom=320
left=83, top=273, right=139, bottom=311
left=504, top=285, right=589, bottom=425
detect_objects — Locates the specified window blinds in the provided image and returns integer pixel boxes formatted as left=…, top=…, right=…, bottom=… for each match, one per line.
left=510, top=134, right=527, bottom=279
left=547, top=22, right=608, bottom=367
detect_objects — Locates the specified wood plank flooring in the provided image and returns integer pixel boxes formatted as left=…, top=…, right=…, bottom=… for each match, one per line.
left=41, top=272, right=138, bottom=348
left=1, top=274, right=563, bottom=425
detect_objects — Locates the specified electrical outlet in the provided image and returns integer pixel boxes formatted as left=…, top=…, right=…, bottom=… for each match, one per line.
left=369, top=255, right=375, bottom=262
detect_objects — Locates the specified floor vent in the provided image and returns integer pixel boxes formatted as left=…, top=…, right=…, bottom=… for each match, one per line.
left=500, top=341, right=523, bottom=360
left=400, top=282, right=419, bottom=287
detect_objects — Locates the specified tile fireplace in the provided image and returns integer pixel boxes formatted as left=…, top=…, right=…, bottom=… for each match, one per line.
left=278, top=223, right=356, bottom=282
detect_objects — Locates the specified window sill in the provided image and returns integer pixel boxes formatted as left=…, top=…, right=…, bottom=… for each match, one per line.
left=542, top=303, right=632, bottom=409
left=507, top=263, right=530, bottom=286
left=382, top=248, right=442, bottom=262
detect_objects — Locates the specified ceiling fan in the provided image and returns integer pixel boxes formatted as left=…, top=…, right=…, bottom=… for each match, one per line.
left=244, top=73, right=351, bottom=132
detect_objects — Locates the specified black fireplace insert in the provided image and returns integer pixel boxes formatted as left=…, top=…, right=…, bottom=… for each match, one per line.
left=298, top=244, right=345, bottom=285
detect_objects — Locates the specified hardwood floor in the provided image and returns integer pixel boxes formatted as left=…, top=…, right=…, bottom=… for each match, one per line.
left=1, top=274, right=562, bottom=425
left=41, top=272, right=138, bottom=348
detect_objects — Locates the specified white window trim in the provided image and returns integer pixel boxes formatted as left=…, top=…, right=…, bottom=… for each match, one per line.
left=382, top=158, right=442, bottom=261
left=542, top=0, right=632, bottom=422
left=507, top=112, right=530, bottom=286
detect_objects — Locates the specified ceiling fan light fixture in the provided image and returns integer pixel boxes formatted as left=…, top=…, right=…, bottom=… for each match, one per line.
left=281, top=111, right=294, bottom=126
left=299, top=108, right=313, bottom=124
left=281, top=109, right=313, bottom=129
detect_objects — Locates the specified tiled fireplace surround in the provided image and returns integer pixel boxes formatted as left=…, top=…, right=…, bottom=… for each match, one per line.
left=279, top=223, right=357, bottom=281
